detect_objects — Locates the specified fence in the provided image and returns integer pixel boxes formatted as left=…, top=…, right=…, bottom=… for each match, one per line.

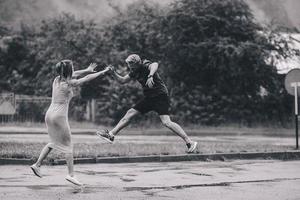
left=0, top=94, right=51, bottom=123
left=0, top=93, right=102, bottom=124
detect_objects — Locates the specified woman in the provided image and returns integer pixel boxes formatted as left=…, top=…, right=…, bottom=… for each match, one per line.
left=30, top=60, right=110, bottom=186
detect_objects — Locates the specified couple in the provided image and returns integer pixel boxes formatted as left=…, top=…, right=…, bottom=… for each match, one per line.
left=30, top=54, right=197, bottom=186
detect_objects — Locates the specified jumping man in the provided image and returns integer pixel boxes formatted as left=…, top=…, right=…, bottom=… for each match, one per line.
left=96, top=54, right=197, bottom=153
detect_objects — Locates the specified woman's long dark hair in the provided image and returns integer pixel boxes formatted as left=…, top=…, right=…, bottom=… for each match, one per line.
left=55, top=60, right=73, bottom=79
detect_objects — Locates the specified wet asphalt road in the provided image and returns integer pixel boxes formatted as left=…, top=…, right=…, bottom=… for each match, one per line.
left=0, top=160, right=300, bottom=200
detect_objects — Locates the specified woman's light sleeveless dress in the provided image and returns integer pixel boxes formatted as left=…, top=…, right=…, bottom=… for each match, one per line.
left=45, top=77, right=73, bottom=154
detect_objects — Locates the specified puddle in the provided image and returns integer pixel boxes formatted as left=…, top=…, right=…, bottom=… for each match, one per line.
left=120, top=177, right=135, bottom=182
left=0, top=176, right=27, bottom=182
left=6, top=179, right=26, bottom=183
left=142, top=189, right=172, bottom=198
left=230, top=166, right=246, bottom=171
left=143, top=167, right=184, bottom=173
left=143, top=169, right=161, bottom=172
left=26, top=184, right=64, bottom=190
left=124, top=178, right=300, bottom=192
left=27, top=185, right=52, bottom=190
left=68, top=185, right=112, bottom=194
left=125, top=174, right=137, bottom=177
left=124, top=182, right=231, bottom=192
left=177, top=171, right=212, bottom=176
left=77, top=170, right=115, bottom=176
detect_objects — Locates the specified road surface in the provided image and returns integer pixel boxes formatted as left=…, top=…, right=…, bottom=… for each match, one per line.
left=0, top=160, right=300, bottom=199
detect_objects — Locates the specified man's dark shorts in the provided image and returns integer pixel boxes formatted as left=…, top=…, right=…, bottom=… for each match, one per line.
left=133, top=94, right=170, bottom=115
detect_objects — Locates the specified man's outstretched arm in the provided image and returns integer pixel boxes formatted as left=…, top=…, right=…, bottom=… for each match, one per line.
left=109, top=66, right=131, bottom=84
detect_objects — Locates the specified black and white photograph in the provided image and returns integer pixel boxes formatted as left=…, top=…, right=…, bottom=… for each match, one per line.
left=0, top=0, right=300, bottom=199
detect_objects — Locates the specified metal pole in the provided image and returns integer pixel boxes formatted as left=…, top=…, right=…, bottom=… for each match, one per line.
left=295, top=114, right=298, bottom=149
left=294, top=84, right=299, bottom=149
left=91, top=98, right=96, bottom=123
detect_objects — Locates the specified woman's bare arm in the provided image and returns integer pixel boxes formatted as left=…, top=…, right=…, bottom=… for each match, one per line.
left=72, top=63, right=97, bottom=78
left=69, top=66, right=110, bottom=86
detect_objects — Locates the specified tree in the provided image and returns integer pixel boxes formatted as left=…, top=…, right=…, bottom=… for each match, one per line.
left=26, top=13, right=110, bottom=98
left=156, top=0, right=288, bottom=124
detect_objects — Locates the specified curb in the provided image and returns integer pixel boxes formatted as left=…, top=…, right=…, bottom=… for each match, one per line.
left=0, top=129, right=295, bottom=137
left=1, top=151, right=300, bottom=165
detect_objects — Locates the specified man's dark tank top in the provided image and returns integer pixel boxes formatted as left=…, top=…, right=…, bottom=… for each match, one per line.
left=128, top=59, right=168, bottom=97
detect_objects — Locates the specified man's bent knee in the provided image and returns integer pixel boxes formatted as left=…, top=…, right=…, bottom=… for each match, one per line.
left=161, top=119, right=173, bottom=128
left=123, top=108, right=139, bottom=122
left=126, top=108, right=139, bottom=117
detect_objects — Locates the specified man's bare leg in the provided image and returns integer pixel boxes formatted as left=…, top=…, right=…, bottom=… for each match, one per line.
left=159, top=115, right=192, bottom=143
left=96, top=108, right=140, bottom=142
left=160, top=115, right=197, bottom=153
left=110, top=108, right=140, bottom=136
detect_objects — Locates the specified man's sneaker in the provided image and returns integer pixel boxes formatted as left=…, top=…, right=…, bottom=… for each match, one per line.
left=186, top=141, right=198, bottom=153
left=96, top=129, right=114, bottom=144
left=65, top=175, right=83, bottom=186
left=30, top=164, right=42, bottom=178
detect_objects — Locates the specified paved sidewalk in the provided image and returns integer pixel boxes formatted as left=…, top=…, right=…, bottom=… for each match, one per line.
left=0, top=160, right=300, bottom=200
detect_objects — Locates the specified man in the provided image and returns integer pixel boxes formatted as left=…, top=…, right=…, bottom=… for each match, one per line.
left=97, top=54, right=197, bottom=153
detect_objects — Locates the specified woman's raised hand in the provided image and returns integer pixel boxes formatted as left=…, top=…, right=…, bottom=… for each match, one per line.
left=87, top=63, right=98, bottom=72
